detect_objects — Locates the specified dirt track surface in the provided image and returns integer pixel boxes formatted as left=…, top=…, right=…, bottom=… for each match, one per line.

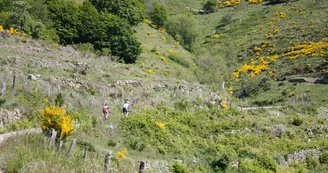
left=0, top=128, right=42, bottom=145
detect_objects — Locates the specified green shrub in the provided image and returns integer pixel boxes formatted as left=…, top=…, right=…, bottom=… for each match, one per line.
left=168, top=54, right=190, bottom=68
left=173, top=99, right=192, bottom=111
left=107, top=139, right=117, bottom=147
left=0, top=98, right=6, bottom=106
left=319, top=151, right=328, bottom=164
left=77, top=140, right=96, bottom=152
left=10, top=120, right=35, bottom=131
left=55, top=93, right=64, bottom=107
left=256, top=155, right=278, bottom=172
left=292, top=116, right=303, bottom=126
left=157, top=145, right=166, bottom=155
left=150, top=5, right=168, bottom=28
left=306, top=155, right=319, bottom=169
left=170, top=162, right=188, bottom=173
left=127, top=138, right=146, bottom=151
left=211, top=153, right=233, bottom=171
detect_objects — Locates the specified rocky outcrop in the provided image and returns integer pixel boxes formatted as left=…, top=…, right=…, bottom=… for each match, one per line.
left=279, top=149, right=322, bottom=166
left=288, top=78, right=307, bottom=83
left=0, top=109, right=23, bottom=128
left=266, top=125, right=286, bottom=138
left=314, top=79, right=328, bottom=84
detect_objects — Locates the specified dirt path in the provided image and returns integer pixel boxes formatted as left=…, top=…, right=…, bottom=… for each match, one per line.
left=238, top=106, right=284, bottom=111
left=0, top=128, right=42, bottom=145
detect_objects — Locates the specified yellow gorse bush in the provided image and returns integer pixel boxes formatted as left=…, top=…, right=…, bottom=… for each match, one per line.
left=227, top=87, right=233, bottom=94
left=158, top=28, right=166, bottom=32
left=285, top=41, right=328, bottom=59
left=144, top=69, right=153, bottom=74
left=233, top=56, right=275, bottom=79
left=167, top=50, right=179, bottom=54
left=116, top=148, right=128, bottom=161
left=0, top=25, right=3, bottom=31
left=220, top=103, right=228, bottom=109
left=217, top=0, right=240, bottom=8
left=40, top=106, right=74, bottom=137
left=247, top=0, right=263, bottom=4
left=161, top=56, right=167, bottom=63
left=155, top=122, right=166, bottom=129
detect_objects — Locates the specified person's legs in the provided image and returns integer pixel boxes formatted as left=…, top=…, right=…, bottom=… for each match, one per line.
left=104, top=113, right=108, bottom=120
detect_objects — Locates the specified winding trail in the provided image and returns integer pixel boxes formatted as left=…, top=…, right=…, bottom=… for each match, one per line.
left=238, top=106, right=284, bottom=111
left=0, top=128, right=42, bottom=145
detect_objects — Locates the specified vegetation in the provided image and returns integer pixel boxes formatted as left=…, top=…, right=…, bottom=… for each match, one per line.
left=0, top=0, right=328, bottom=172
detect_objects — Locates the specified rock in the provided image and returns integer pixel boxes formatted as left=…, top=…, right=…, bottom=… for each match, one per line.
left=288, top=78, right=307, bottom=83
left=0, top=108, right=23, bottom=128
left=314, top=79, right=328, bottom=84
left=280, top=149, right=322, bottom=166
left=27, top=74, right=37, bottom=80
left=266, top=125, right=286, bottom=138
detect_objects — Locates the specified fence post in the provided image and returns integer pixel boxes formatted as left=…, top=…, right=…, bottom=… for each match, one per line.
left=139, top=161, right=145, bottom=173
left=104, top=151, right=112, bottom=173
left=83, top=147, right=87, bottom=160
left=49, top=128, right=57, bottom=148
left=66, top=139, right=76, bottom=157
left=57, top=136, right=63, bottom=152
left=12, top=72, right=16, bottom=90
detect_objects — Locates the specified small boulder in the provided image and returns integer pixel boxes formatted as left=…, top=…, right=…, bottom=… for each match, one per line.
left=27, top=74, right=37, bottom=80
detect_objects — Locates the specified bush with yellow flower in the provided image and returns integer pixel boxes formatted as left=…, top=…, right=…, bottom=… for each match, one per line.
left=40, top=105, right=74, bottom=138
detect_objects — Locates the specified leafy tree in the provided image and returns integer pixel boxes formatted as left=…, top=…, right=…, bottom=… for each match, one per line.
left=78, top=1, right=99, bottom=44
left=150, top=5, right=168, bottom=28
left=202, top=0, right=217, bottom=12
left=166, top=14, right=200, bottom=51
left=5, top=1, right=46, bottom=39
left=90, top=0, right=145, bottom=26
left=103, top=14, right=141, bottom=63
left=47, top=0, right=80, bottom=44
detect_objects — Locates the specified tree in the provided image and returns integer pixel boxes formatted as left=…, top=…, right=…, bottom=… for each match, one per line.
left=90, top=0, right=145, bottom=26
left=150, top=5, right=168, bottom=28
left=202, top=0, right=217, bottom=13
left=166, top=14, right=200, bottom=51
left=101, top=13, right=141, bottom=63
left=47, top=0, right=80, bottom=44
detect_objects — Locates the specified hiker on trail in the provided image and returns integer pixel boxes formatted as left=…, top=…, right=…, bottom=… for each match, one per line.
left=123, top=100, right=129, bottom=117
left=103, top=103, right=110, bottom=120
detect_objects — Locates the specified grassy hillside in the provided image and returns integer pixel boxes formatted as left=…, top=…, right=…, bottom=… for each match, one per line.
left=194, top=0, right=328, bottom=106
left=1, top=0, right=328, bottom=172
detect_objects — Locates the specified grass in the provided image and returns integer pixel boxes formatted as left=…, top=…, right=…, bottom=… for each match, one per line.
left=1, top=0, right=328, bottom=172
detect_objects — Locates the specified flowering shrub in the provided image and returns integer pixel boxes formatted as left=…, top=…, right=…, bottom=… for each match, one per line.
left=147, top=32, right=151, bottom=35
left=216, top=0, right=240, bottom=8
left=220, top=103, right=228, bottom=109
left=212, top=34, right=220, bottom=38
left=155, top=122, right=166, bottom=129
left=284, top=41, right=328, bottom=59
left=161, top=56, right=168, bottom=63
left=173, top=40, right=179, bottom=45
left=167, top=49, right=179, bottom=55
left=227, top=87, right=233, bottom=94
left=155, top=51, right=160, bottom=55
left=40, top=106, right=74, bottom=138
left=1, top=26, right=28, bottom=37
left=158, top=28, right=166, bottom=32
left=233, top=56, right=274, bottom=79
left=116, top=148, right=128, bottom=161
left=247, top=0, right=263, bottom=4
left=144, top=69, right=153, bottom=74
